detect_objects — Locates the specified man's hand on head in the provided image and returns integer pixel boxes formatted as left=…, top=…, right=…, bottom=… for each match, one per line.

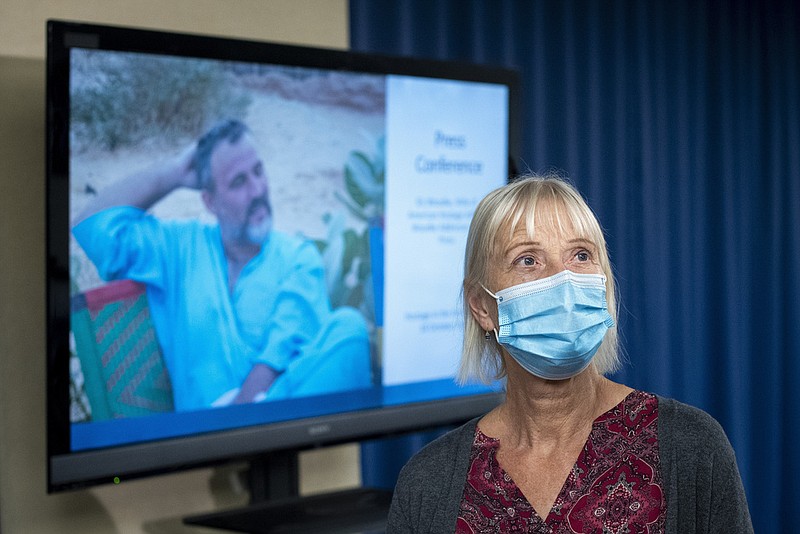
left=174, top=142, right=202, bottom=190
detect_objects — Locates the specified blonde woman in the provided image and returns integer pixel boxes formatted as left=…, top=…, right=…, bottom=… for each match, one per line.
left=387, top=175, right=752, bottom=533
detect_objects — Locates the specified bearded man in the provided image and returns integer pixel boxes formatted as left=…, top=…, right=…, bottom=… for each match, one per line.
left=73, top=120, right=370, bottom=411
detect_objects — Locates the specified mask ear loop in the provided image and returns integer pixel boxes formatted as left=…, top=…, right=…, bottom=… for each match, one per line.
left=478, top=283, right=502, bottom=343
left=478, top=283, right=501, bottom=301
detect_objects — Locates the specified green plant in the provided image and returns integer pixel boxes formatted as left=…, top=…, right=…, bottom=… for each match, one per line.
left=337, top=135, right=385, bottom=223
left=318, top=136, right=385, bottom=327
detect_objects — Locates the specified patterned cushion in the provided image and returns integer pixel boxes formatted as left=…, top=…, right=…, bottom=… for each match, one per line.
left=71, top=280, right=174, bottom=420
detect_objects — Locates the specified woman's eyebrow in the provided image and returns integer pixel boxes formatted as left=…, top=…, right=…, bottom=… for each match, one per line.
left=503, top=240, right=540, bottom=256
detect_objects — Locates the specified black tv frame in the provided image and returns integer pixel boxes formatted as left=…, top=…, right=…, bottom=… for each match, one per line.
left=46, top=19, right=519, bottom=530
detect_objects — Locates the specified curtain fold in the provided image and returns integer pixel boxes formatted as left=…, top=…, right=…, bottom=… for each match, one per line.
left=351, top=1, right=799, bottom=530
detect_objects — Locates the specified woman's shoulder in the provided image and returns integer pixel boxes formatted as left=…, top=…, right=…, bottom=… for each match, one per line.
left=396, top=418, right=478, bottom=484
left=656, top=395, right=730, bottom=446
left=653, top=395, right=754, bottom=532
left=655, top=393, right=742, bottom=477
left=388, top=419, right=480, bottom=532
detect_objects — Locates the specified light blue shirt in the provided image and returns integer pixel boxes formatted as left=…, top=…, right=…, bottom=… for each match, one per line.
left=73, top=206, right=335, bottom=411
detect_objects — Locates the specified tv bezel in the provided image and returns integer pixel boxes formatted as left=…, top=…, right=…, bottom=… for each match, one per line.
left=46, top=19, right=519, bottom=493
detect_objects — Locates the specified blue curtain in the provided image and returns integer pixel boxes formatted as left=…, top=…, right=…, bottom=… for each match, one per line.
left=351, top=1, right=800, bottom=531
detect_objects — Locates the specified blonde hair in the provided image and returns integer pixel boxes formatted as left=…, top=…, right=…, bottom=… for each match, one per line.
left=458, top=173, right=621, bottom=384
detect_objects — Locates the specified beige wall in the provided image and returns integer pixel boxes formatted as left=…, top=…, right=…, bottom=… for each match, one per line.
left=0, top=2, right=359, bottom=533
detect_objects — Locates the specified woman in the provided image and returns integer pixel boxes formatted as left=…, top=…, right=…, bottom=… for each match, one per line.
left=387, top=175, right=753, bottom=533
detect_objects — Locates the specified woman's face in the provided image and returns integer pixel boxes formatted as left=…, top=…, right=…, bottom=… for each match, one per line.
left=487, top=207, right=603, bottom=294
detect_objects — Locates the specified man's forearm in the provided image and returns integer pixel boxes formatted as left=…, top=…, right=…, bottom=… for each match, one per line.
left=233, top=363, right=279, bottom=404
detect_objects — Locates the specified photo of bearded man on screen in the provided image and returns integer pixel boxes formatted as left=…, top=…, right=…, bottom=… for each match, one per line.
left=72, top=119, right=372, bottom=412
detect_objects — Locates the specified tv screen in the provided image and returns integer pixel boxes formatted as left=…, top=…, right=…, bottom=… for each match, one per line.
left=46, top=20, right=519, bottom=502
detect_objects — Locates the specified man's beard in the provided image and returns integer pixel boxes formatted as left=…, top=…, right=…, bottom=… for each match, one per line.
left=240, top=196, right=273, bottom=245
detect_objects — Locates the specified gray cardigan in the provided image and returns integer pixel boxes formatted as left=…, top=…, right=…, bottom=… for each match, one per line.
left=387, top=395, right=753, bottom=533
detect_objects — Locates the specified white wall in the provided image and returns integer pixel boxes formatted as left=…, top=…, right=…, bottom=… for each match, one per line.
left=0, top=2, right=359, bottom=533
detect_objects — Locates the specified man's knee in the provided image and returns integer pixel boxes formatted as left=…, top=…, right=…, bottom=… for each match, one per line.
left=316, top=306, right=369, bottom=349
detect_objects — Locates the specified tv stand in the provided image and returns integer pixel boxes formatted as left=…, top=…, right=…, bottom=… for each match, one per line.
left=183, top=451, right=392, bottom=534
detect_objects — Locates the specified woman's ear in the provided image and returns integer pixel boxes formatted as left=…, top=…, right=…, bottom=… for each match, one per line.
left=468, top=286, right=497, bottom=333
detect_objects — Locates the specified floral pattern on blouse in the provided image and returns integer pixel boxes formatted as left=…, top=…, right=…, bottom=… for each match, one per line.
left=456, top=390, right=665, bottom=534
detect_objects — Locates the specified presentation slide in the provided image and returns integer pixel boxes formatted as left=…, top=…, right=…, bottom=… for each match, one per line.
left=382, top=75, right=508, bottom=386
left=65, top=52, right=510, bottom=448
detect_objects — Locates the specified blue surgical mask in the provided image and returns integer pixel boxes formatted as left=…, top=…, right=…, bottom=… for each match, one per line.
left=482, top=270, right=614, bottom=380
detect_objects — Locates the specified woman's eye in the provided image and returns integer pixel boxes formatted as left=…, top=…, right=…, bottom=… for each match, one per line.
left=515, top=255, right=536, bottom=267
left=576, top=251, right=590, bottom=262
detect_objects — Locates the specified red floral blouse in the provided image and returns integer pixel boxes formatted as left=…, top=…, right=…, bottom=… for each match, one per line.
left=456, top=390, right=665, bottom=533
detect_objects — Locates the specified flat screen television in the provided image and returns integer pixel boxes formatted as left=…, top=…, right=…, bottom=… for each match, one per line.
left=46, top=19, right=519, bottom=530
